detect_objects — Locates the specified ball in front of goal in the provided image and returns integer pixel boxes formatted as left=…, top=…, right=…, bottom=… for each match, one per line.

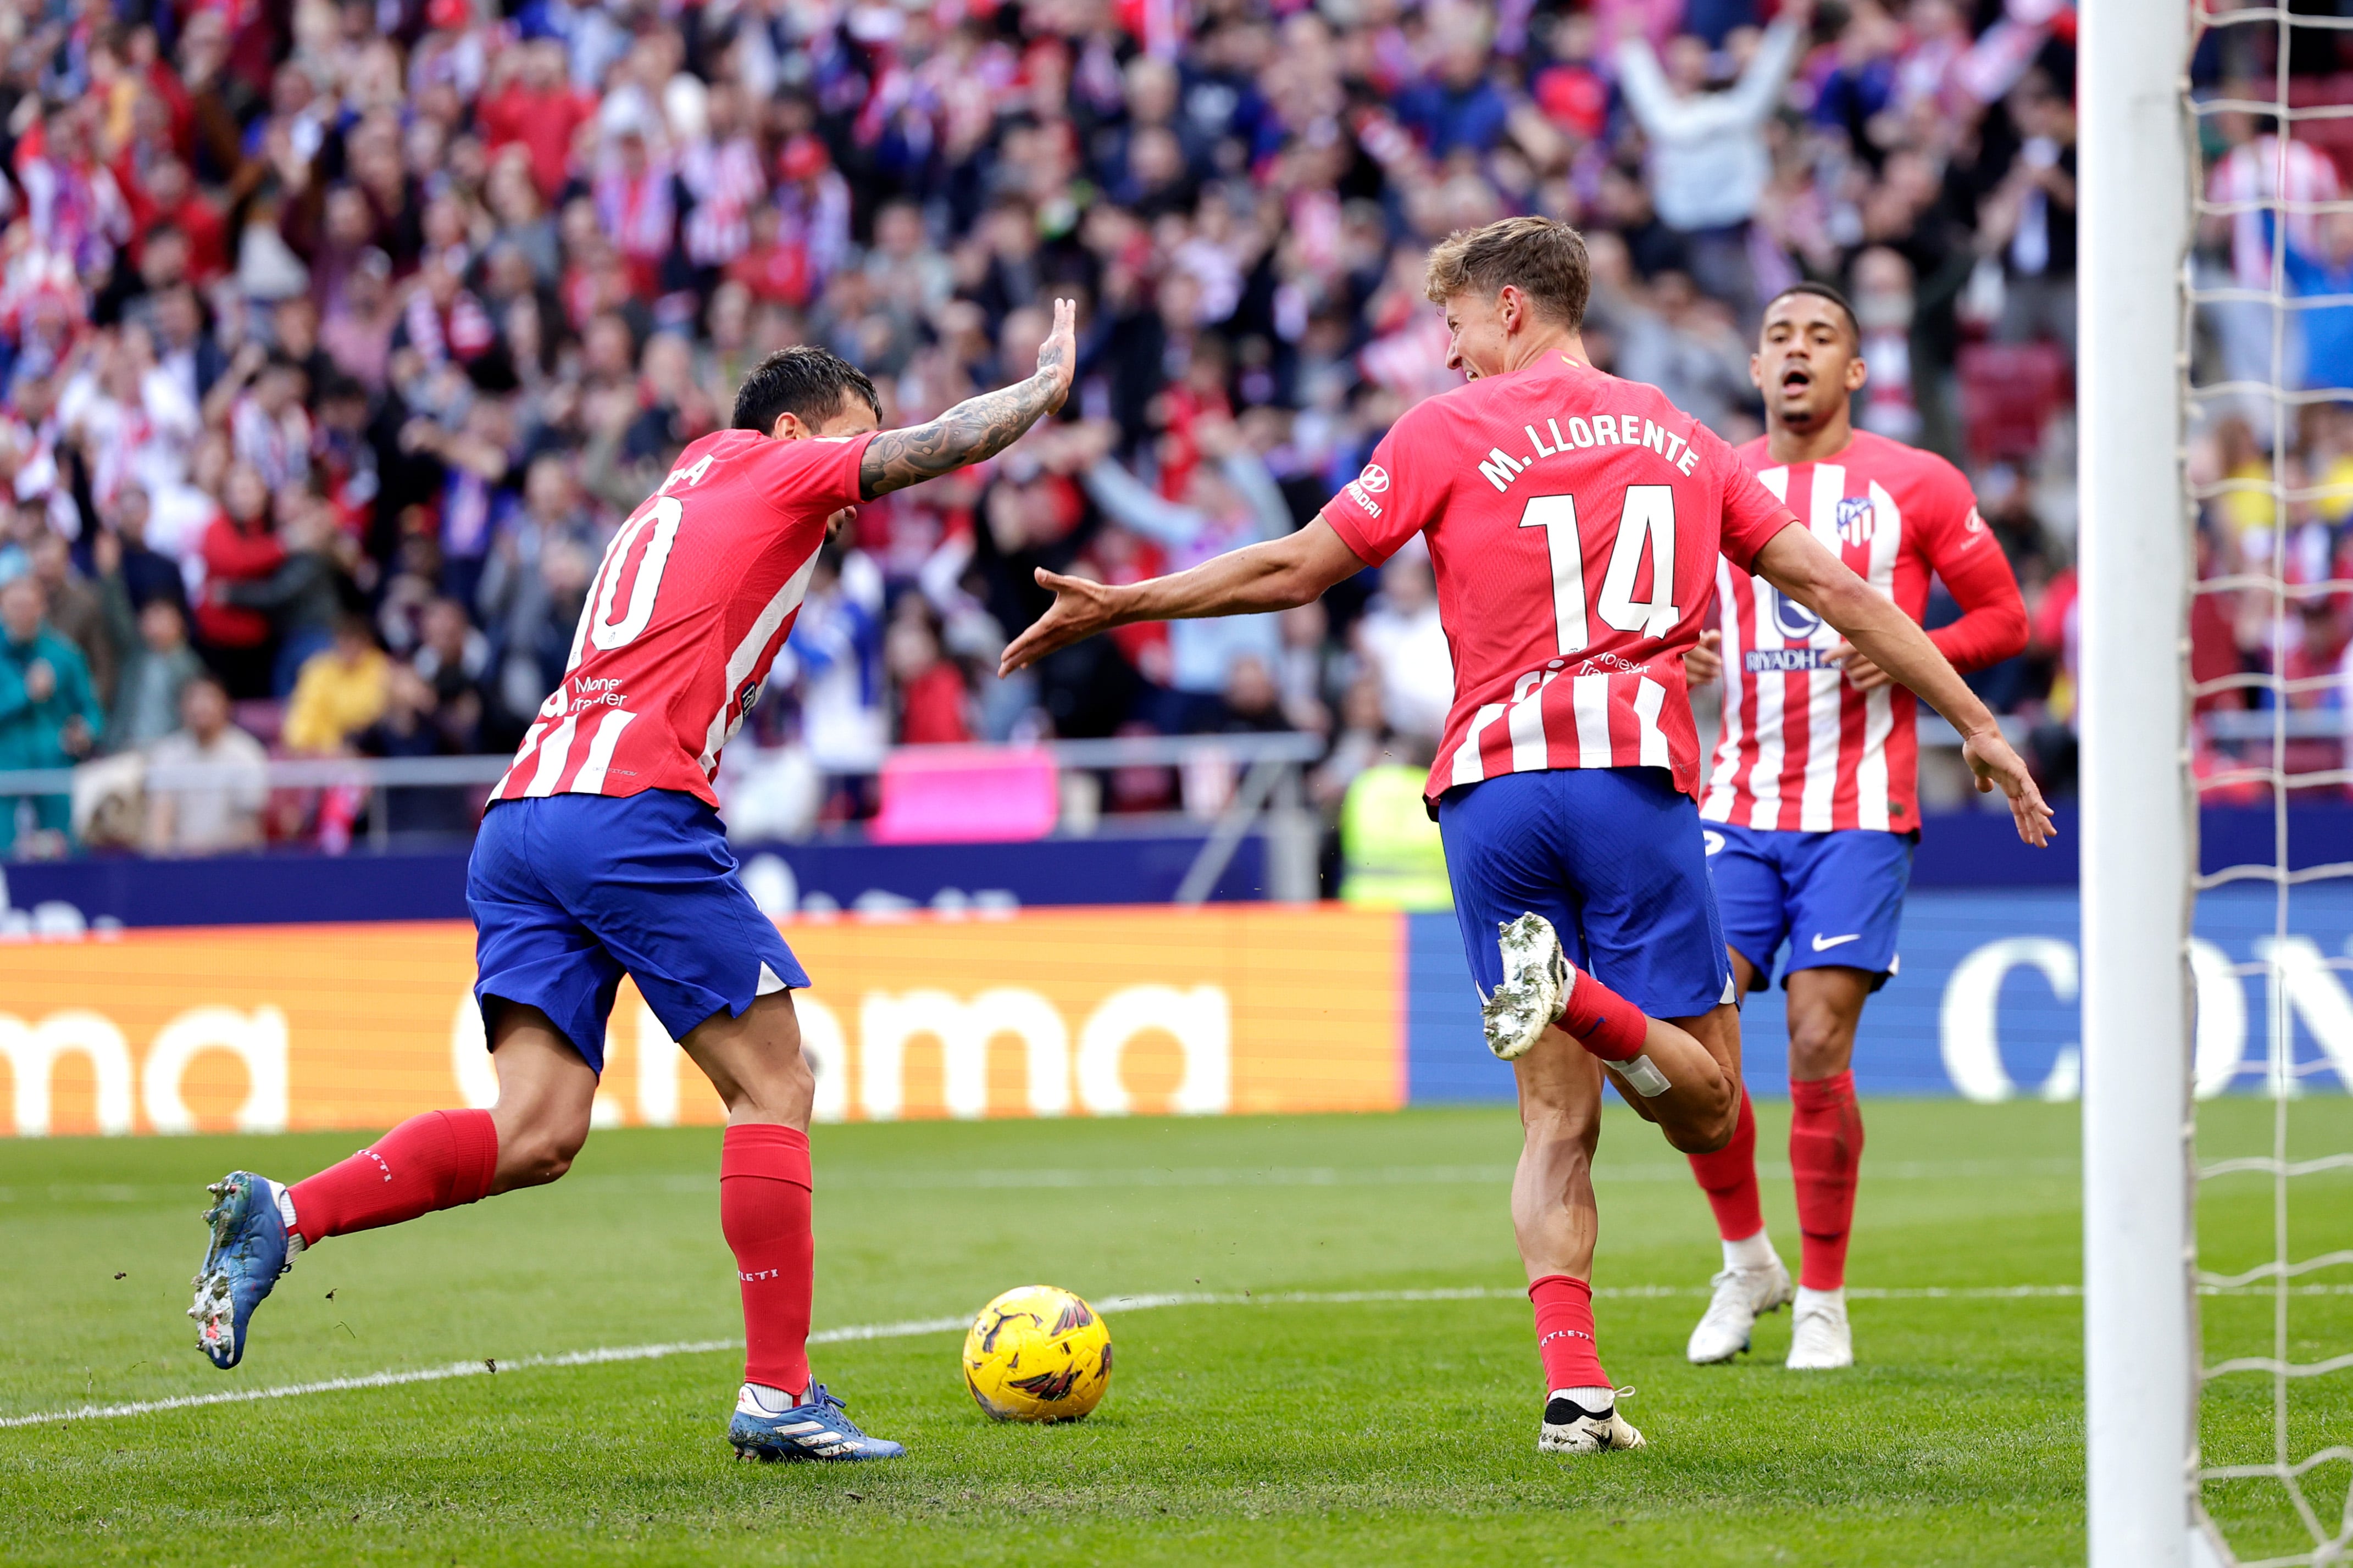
left=962, top=1285, right=1112, bottom=1422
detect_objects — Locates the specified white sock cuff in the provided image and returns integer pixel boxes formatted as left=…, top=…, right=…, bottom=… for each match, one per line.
left=1722, top=1228, right=1776, bottom=1272
left=740, top=1380, right=803, bottom=1414
left=1794, top=1285, right=1846, bottom=1314
left=1553, top=1385, right=1615, bottom=1413
left=274, top=1187, right=304, bottom=1255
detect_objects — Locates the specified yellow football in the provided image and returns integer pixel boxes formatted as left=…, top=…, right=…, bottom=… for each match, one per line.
left=962, top=1285, right=1113, bottom=1422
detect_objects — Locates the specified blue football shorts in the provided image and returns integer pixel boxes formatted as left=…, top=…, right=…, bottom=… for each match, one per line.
left=467, top=788, right=809, bottom=1072
left=1438, top=766, right=1734, bottom=1023
left=1702, top=821, right=1915, bottom=993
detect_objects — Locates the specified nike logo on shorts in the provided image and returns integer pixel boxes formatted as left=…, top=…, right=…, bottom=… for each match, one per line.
left=1811, top=933, right=1862, bottom=952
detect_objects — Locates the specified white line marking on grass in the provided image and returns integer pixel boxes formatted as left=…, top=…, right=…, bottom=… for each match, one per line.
left=1, top=1159, right=2102, bottom=1205
left=10, top=1281, right=2345, bottom=1430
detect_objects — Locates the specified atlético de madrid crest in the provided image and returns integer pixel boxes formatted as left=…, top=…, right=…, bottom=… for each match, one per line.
left=1835, top=495, right=1876, bottom=547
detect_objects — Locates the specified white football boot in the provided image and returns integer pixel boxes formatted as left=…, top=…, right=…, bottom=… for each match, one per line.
left=1785, top=1288, right=1854, bottom=1370
left=1685, top=1254, right=1795, bottom=1365
left=1537, top=1388, right=1647, bottom=1455
left=1484, top=913, right=1570, bottom=1060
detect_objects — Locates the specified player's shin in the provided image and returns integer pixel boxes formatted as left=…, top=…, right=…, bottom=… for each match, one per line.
left=720, top=1123, right=816, bottom=1400
left=1530, top=1275, right=1610, bottom=1399
left=1686, top=1087, right=1768, bottom=1249
left=1789, top=1071, right=1864, bottom=1291
left=282, top=1109, right=500, bottom=1248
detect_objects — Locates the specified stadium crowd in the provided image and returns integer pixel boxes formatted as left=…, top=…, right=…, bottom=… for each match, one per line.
left=0, top=0, right=2321, bottom=860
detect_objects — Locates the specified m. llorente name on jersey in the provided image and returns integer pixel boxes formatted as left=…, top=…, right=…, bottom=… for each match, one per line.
left=1474, top=412, right=1706, bottom=494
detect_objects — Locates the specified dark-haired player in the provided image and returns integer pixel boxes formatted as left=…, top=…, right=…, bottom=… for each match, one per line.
left=188, top=304, right=1081, bottom=1463
left=1677, top=283, right=2028, bottom=1371
left=998, top=220, right=2052, bottom=1454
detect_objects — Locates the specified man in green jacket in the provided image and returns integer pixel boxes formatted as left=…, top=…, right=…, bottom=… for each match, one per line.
left=0, top=571, right=105, bottom=854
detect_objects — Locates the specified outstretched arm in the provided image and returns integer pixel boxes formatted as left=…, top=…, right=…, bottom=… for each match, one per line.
left=858, top=298, right=1078, bottom=499
left=998, top=518, right=1366, bottom=676
left=1752, top=522, right=2056, bottom=847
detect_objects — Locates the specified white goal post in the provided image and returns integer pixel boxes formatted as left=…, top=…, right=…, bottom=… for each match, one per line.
left=2079, top=2, right=2200, bottom=1566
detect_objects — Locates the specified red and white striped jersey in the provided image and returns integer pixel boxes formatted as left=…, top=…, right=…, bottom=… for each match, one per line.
left=1702, top=430, right=2008, bottom=835
left=490, top=428, right=874, bottom=808
left=1319, top=352, right=1797, bottom=803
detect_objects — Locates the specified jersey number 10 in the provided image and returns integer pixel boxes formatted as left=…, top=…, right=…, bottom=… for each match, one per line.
left=587, top=493, right=685, bottom=652
left=1518, top=486, right=1678, bottom=655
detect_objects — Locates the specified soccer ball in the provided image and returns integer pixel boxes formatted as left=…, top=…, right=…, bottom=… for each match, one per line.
left=962, top=1285, right=1112, bottom=1422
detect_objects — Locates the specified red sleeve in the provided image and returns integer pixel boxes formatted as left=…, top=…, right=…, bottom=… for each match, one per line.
left=1917, top=474, right=2028, bottom=673
left=1700, top=425, right=1800, bottom=573
left=201, top=516, right=286, bottom=579
left=478, top=89, right=523, bottom=147
left=753, top=429, right=876, bottom=516
left=1316, top=404, right=1447, bottom=567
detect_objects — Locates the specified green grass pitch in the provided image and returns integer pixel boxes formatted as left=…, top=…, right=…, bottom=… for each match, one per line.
left=2, top=1098, right=2346, bottom=1566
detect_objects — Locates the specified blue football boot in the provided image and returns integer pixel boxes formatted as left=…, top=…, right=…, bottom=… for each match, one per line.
left=188, top=1171, right=291, bottom=1369
left=728, top=1382, right=906, bottom=1462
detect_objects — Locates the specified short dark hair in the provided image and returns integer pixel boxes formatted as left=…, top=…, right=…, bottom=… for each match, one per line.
left=1764, top=281, right=1861, bottom=347
left=730, top=346, right=881, bottom=436
left=1423, top=217, right=1592, bottom=330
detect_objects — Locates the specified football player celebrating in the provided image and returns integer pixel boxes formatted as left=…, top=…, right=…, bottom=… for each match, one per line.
left=999, top=219, right=2052, bottom=1455
left=1675, top=283, right=2029, bottom=1372
left=187, top=306, right=1081, bottom=1463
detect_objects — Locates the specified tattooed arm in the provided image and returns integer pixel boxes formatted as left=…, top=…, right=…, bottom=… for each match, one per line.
left=858, top=297, right=1078, bottom=500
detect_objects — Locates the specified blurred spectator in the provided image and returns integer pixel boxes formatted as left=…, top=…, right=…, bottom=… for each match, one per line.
left=479, top=453, right=598, bottom=736
left=106, top=596, right=203, bottom=753
left=1078, top=419, right=1294, bottom=731
left=143, top=674, right=267, bottom=855
left=2283, top=211, right=2353, bottom=396
left=356, top=662, right=477, bottom=837
left=1352, top=547, right=1453, bottom=749
left=1339, top=749, right=1451, bottom=909
left=0, top=571, right=103, bottom=854
left=887, top=600, right=973, bottom=746
left=1614, top=1, right=1811, bottom=316
left=784, top=544, right=887, bottom=777
left=224, top=484, right=347, bottom=694
left=1982, top=68, right=2078, bottom=356
left=29, top=530, right=115, bottom=707
left=194, top=462, right=286, bottom=699
left=97, top=487, right=192, bottom=624
left=282, top=614, right=389, bottom=754
left=409, top=596, right=490, bottom=751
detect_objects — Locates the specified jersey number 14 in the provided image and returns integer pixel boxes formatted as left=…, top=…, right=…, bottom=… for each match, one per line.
left=1518, top=486, right=1678, bottom=655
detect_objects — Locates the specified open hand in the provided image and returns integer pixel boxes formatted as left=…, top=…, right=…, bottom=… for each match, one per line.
left=1962, top=727, right=2057, bottom=848
left=1685, top=628, right=1723, bottom=685
left=1036, top=297, right=1078, bottom=415
left=999, top=567, right=1121, bottom=676
left=1824, top=639, right=1894, bottom=692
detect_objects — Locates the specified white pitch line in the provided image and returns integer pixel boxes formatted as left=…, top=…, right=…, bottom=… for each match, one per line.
left=8, top=1281, right=2346, bottom=1430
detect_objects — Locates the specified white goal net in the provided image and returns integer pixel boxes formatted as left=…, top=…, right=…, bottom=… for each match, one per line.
left=2171, top=5, right=2353, bottom=1565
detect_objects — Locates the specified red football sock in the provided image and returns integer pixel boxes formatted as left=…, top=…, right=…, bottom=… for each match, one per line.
left=285, top=1109, right=499, bottom=1247
left=1789, top=1071, right=1864, bottom=1291
left=722, top=1124, right=815, bottom=1396
left=1560, top=968, right=1648, bottom=1063
left=1686, top=1086, right=1765, bottom=1241
left=1528, top=1275, right=1610, bottom=1391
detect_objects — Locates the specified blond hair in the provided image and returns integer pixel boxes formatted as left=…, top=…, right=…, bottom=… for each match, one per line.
left=1423, top=216, right=1591, bottom=329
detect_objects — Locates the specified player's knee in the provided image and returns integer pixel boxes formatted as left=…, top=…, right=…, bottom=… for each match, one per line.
left=1787, top=1020, right=1855, bottom=1080
left=504, top=1124, right=587, bottom=1186
left=1661, top=1067, right=1739, bottom=1155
